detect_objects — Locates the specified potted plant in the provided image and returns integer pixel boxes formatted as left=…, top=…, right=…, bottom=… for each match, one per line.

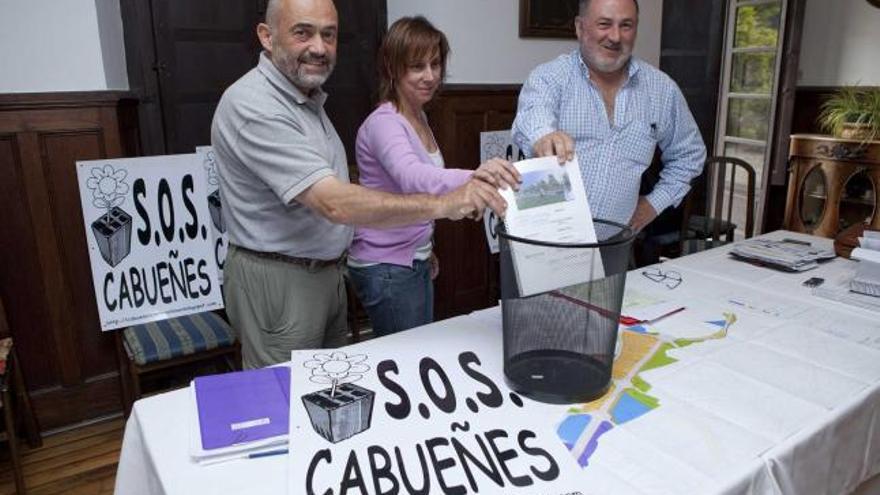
left=818, top=86, right=880, bottom=142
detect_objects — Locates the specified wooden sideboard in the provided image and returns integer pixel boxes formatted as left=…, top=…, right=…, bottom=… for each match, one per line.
left=784, top=134, right=880, bottom=238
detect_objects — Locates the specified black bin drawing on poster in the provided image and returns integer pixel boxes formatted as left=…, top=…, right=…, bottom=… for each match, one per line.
left=91, top=206, right=132, bottom=267
left=302, top=383, right=375, bottom=443
left=207, top=189, right=226, bottom=233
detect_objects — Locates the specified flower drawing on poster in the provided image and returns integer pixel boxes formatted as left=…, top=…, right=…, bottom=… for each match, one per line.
left=88, top=164, right=129, bottom=209
left=302, top=352, right=375, bottom=444
left=86, top=164, right=133, bottom=267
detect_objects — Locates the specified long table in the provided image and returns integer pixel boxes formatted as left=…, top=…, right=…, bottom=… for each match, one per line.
left=114, top=231, right=880, bottom=495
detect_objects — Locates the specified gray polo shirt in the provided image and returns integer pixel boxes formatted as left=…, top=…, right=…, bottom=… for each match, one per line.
left=211, top=52, right=352, bottom=259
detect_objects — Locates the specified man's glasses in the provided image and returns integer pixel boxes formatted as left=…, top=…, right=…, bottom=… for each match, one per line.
left=641, top=267, right=682, bottom=289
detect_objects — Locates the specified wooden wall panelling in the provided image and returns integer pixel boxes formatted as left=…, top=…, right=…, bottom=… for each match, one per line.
left=427, top=85, right=520, bottom=319
left=19, top=129, right=84, bottom=387
left=40, top=130, right=118, bottom=382
left=0, top=92, right=138, bottom=431
left=0, top=134, right=61, bottom=390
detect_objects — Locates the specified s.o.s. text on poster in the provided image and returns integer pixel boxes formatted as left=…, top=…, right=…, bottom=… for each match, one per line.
left=289, top=344, right=588, bottom=495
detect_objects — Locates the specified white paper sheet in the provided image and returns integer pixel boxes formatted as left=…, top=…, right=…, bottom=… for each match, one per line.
left=499, top=156, right=603, bottom=296
left=722, top=290, right=811, bottom=319
left=621, top=289, right=683, bottom=323
left=619, top=397, right=773, bottom=482
left=648, top=360, right=826, bottom=443
left=710, top=342, right=869, bottom=410
left=794, top=306, right=880, bottom=351
left=858, top=237, right=880, bottom=250
left=588, top=426, right=715, bottom=494
left=852, top=247, right=880, bottom=264
left=754, top=324, right=880, bottom=381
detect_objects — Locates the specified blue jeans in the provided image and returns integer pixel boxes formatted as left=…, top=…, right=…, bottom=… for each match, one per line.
left=348, top=260, right=433, bottom=337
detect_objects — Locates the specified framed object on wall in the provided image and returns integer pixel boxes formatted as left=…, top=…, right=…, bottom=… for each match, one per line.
left=519, top=0, right=579, bottom=39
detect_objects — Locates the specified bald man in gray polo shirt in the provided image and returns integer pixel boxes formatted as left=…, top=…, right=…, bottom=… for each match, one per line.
left=212, top=0, right=515, bottom=368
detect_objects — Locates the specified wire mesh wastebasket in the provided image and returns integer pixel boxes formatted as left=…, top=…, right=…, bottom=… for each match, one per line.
left=497, top=219, right=635, bottom=404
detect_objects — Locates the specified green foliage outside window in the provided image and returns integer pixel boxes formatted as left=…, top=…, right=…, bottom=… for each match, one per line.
left=734, top=3, right=781, bottom=48
left=726, top=2, right=782, bottom=143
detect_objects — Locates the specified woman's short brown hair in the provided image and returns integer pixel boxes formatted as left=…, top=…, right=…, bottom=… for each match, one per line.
left=378, top=16, right=450, bottom=106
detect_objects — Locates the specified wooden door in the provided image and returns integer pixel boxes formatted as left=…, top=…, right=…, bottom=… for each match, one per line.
left=427, top=86, right=521, bottom=319
left=650, top=0, right=727, bottom=235
left=323, top=0, right=386, bottom=168
left=148, top=0, right=265, bottom=154
left=122, top=0, right=385, bottom=160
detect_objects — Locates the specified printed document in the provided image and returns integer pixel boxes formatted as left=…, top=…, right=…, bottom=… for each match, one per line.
left=499, top=156, right=603, bottom=296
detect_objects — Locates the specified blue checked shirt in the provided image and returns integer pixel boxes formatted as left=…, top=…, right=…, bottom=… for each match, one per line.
left=512, top=50, right=706, bottom=226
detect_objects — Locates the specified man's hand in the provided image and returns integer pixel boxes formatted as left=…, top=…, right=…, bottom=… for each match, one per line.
left=629, top=196, right=658, bottom=232
left=473, top=158, right=521, bottom=190
left=428, top=252, right=439, bottom=280
left=534, top=131, right=574, bottom=163
left=439, top=177, right=508, bottom=221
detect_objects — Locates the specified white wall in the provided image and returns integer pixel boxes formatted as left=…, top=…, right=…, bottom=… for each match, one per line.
left=798, top=0, right=880, bottom=86
left=0, top=0, right=128, bottom=93
left=0, top=0, right=668, bottom=92
left=387, top=0, right=663, bottom=84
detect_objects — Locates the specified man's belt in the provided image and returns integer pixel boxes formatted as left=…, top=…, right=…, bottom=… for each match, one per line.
left=232, top=245, right=345, bottom=269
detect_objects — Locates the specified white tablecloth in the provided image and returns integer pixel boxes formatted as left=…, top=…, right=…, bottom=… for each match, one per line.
left=115, top=231, right=880, bottom=495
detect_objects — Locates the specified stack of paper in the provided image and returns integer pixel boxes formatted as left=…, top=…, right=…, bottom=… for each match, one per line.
left=850, top=230, right=880, bottom=297
left=189, top=367, right=291, bottom=465
left=729, top=239, right=835, bottom=271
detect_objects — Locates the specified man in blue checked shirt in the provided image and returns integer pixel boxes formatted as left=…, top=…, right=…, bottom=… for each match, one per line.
left=512, top=0, right=706, bottom=232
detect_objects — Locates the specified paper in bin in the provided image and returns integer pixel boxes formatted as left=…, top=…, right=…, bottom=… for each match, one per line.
left=498, top=156, right=604, bottom=296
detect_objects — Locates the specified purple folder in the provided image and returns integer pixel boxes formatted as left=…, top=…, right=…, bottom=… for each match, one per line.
left=194, top=367, right=291, bottom=450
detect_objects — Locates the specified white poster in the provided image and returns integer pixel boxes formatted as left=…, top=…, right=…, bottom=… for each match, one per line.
left=196, top=146, right=228, bottom=284
left=288, top=345, right=587, bottom=495
left=479, top=130, right=525, bottom=255
left=77, top=154, right=224, bottom=331
left=483, top=210, right=501, bottom=255
left=479, top=130, right=524, bottom=164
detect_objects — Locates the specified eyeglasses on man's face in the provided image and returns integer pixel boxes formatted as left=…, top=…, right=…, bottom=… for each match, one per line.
left=641, top=267, right=682, bottom=289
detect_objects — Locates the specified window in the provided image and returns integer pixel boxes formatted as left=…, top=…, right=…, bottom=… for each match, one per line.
left=715, top=0, right=787, bottom=235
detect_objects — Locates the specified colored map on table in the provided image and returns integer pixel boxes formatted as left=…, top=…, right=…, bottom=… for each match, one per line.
left=557, top=311, right=737, bottom=467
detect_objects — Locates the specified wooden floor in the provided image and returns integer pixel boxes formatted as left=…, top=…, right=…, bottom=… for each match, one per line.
left=0, top=418, right=122, bottom=495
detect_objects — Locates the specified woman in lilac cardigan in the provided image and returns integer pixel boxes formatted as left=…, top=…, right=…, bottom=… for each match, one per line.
left=348, top=16, right=517, bottom=337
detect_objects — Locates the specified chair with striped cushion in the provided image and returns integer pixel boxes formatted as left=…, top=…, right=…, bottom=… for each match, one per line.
left=116, top=312, right=240, bottom=415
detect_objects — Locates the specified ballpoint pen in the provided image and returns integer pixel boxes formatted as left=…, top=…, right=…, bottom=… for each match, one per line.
left=248, top=448, right=288, bottom=459
left=619, top=306, right=686, bottom=326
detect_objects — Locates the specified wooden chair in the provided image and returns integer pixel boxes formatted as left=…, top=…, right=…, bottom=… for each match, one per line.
left=0, top=298, right=41, bottom=495
left=680, top=156, right=756, bottom=253
left=115, top=311, right=241, bottom=416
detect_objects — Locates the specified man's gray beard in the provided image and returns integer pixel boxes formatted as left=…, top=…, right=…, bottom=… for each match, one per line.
left=289, top=63, right=335, bottom=89
left=275, top=52, right=335, bottom=90
left=585, top=49, right=631, bottom=74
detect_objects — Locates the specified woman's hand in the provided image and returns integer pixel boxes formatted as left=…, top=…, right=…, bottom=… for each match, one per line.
left=473, top=157, right=521, bottom=191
